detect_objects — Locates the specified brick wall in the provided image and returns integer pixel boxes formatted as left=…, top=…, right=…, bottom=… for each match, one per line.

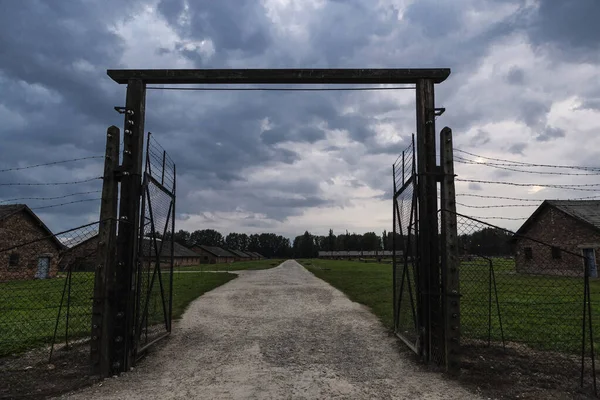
left=190, top=247, right=216, bottom=264
left=60, top=236, right=99, bottom=272
left=0, top=211, right=60, bottom=281
left=174, top=257, right=200, bottom=267
left=515, top=206, right=600, bottom=277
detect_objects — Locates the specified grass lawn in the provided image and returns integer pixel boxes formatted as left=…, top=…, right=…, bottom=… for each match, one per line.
left=300, top=259, right=394, bottom=330
left=0, top=270, right=238, bottom=356
left=300, top=258, right=600, bottom=355
left=174, top=259, right=284, bottom=272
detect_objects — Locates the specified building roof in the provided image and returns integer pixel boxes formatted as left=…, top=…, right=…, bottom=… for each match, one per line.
left=252, top=252, right=265, bottom=258
left=0, top=204, right=64, bottom=251
left=172, top=242, right=201, bottom=258
left=141, top=238, right=201, bottom=258
left=195, top=245, right=236, bottom=258
left=227, top=249, right=252, bottom=258
left=0, top=204, right=26, bottom=220
left=515, top=200, right=600, bottom=237
left=317, top=250, right=401, bottom=256
left=247, top=251, right=262, bottom=258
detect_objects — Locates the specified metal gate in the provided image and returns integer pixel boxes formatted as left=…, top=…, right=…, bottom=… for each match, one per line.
left=392, top=127, right=460, bottom=370
left=392, top=135, right=421, bottom=353
left=134, top=132, right=176, bottom=358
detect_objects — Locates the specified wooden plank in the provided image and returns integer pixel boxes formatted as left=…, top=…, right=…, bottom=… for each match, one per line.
left=90, top=126, right=120, bottom=377
left=440, top=126, right=460, bottom=374
left=114, top=79, right=146, bottom=374
left=415, top=78, right=439, bottom=361
left=107, top=68, right=451, bottom=85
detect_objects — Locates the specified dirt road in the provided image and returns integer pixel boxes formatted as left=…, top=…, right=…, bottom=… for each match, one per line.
left=63, top=260, right=478, bottom=399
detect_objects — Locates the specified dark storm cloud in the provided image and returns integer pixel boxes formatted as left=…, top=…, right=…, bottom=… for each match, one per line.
left=156, top=0, right=272, bottom=61
left=507, top=143, right=528, bottom=155
left=577, top=99, right=600, bottom=111
left=470, top=130, right=491, bottom=147
left=261, top=126, right=325, bottom=145
left=403, top=0, right=463, bottom=38
left=517, top=101, right=550, bottom=129
left=493, top=170, right=513, bottom=179
left=0, top=0, right=135, bottom=232
left=536, top=126, right=566, bottom=142
left=527, top=1, right=600, bottom=62
left=2, top=0, right=600, bottom=235
left=506, top=67, right=525, bottom=85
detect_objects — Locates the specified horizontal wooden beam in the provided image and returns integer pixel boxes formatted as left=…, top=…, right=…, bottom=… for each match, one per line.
left=106, top=69, right=451, bottom=85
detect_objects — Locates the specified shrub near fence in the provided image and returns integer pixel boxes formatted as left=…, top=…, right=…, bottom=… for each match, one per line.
left=455, top=213, right=598, bottom=397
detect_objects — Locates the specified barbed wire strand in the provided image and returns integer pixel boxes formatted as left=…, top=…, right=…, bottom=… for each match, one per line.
left=456, top=193, right=600, bottom=202
left=31, top=198, right=101, bottom=211
left=454, top=156, right=600, bottom=176
left=465, top=215, right=528, bottom=221
left=0, top=156, right=103, bottom=173
left=0, top=177, right=101, bottom=186
left=0, top=190, right=102, bottom=204
left=454, top=149, right=600, bottom=171
left=455, top=201, right=538, bottom=209
left=456, top=178, right=600, bottom=191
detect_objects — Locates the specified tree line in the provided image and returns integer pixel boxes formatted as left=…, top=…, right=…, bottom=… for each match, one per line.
left=458, top=227, right=514, bottom=256
left=169, top=226, right=515, bottom=258
left=170, top=228, right=399, bottom=258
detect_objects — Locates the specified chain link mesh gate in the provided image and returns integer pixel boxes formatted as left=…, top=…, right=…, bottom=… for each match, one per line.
left=133, top=132, right=176, bottom=358
left=393, top=128, right=457, bottom=370
left=393, top=135, right=421, bottom=353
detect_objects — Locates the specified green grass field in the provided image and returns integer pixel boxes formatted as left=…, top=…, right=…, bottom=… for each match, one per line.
left=0, top=270, right=237, bottom=356
left=300, top=258, right=600, bottom=354
left=300, top=259, right=394, bottom=329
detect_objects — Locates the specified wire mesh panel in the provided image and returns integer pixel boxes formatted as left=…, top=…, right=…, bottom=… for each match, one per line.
left=393, top=136, right=421, bottom=353
left=454, top=212, right=598, bottom=396
left=0, top=220, right=101, bottom=398
left=134, top=133, right=175, bottom=356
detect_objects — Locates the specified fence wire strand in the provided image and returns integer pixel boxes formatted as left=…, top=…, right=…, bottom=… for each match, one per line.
left=450, top=211, right=598, bottom=395
left=0, top=221, right=102, bottom=398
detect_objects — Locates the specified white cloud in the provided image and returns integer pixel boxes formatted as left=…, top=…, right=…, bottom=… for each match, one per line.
left=109, top=4, right=196, bottom=68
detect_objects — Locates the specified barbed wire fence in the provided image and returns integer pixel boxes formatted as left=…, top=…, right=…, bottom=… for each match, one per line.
left=448, top=148, right=600, bottom=397
left=0, top=153, right=106, bottom=398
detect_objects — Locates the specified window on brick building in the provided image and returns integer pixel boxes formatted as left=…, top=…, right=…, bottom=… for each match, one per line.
left=552, top=246, right=562, bottom=259
left=9, top=253, right=20, bottom=267
left=524, top=247, right=533, bottom=260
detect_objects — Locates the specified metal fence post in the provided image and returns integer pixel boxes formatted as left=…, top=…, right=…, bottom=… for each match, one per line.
left=440, top=126, right=460, bottom=373
left=392, top=163, right=397, bottom=330
left=91, top=126, right=120, bottom=377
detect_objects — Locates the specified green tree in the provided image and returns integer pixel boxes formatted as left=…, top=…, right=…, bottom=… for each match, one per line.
left=190, top=229, right=224, bottom=247
left=362, top=232, right=381, bottom=251
left=172, top=229, right=191, bottom=246
left=328, top=229, right=335, bottom=251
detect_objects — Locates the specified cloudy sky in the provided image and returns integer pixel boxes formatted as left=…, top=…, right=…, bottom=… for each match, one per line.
left=1, top=0, right=599, bottom=239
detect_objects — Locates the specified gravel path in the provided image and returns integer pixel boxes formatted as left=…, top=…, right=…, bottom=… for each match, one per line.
left=63, top=260, right=479, bottom=399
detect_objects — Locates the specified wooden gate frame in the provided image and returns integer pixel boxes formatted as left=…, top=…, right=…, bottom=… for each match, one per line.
left=99, top=68, right=453, bottom=376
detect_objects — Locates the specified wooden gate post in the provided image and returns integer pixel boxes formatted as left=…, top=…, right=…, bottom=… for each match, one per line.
left=415, top=78, right=439, bottom=360
left=91, top=126, right=120, bottom=377
left=440, top=127, right=460, bottom=373
left=113, top=79, right=146, bottom=374
left=392, top=163, right=397, bottom=331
